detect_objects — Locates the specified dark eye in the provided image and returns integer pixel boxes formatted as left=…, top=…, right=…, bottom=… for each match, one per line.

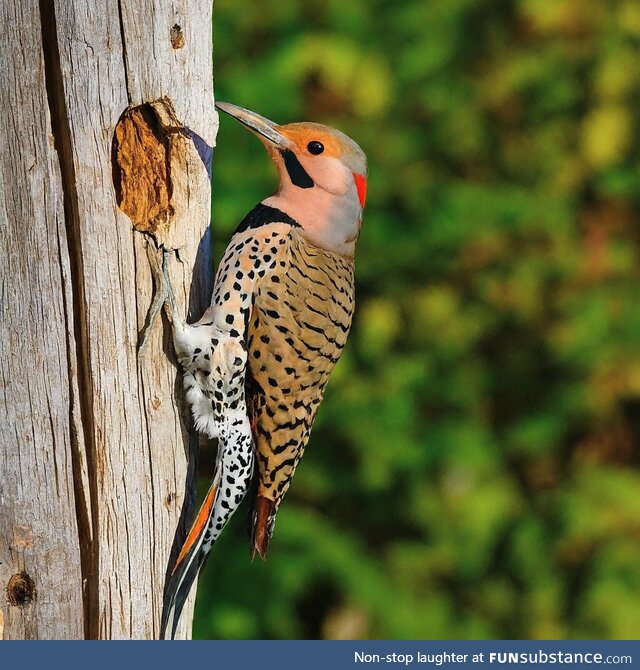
left=307, top=141, right=324, bottom=155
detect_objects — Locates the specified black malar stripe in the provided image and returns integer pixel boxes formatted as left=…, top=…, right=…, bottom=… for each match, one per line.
left=281, top=149, right=314, bottom=189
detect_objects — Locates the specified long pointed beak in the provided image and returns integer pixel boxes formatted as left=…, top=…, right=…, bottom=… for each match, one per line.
left=216, top=101, right=294, bottom=150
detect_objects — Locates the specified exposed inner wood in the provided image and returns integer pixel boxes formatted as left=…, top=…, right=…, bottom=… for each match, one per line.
left=113, top=99, right=189, bottom=237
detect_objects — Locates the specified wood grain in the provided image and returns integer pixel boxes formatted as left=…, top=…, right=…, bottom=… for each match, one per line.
left=0, top=0, right=217, bottom=639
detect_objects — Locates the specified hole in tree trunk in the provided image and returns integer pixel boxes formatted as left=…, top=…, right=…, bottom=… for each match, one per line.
left=112, top=97, right=188, bottom=236
left=170, top=24, right=185, bottom=49
left=7, top=572, right=36, bottom=607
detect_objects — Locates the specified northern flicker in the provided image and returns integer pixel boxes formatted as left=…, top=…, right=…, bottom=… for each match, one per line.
left=158, top=102, right=367, bottom=638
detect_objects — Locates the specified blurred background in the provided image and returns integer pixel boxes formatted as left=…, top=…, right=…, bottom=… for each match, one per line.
left=194, top=0, right=640, bottom=639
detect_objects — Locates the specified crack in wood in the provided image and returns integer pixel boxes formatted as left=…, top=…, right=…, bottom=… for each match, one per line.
left=116, top=0, right=132, bottom=104
left=38, top=0, right=99, bottom=640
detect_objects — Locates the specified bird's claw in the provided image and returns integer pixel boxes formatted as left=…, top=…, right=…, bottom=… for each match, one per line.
left=138, top=246, right=178, bottom=352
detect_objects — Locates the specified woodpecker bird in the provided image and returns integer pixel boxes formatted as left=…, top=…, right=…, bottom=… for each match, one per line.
left=157, top=102, right=367, bottom=638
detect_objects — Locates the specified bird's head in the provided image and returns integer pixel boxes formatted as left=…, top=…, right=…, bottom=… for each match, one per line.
left=217, top=101, right=367, bottom=258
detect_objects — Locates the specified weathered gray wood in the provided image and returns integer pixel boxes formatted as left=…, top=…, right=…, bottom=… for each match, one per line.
left=0, top=0, right=216, bottom=639
left=0, top=0, right=85, bottom=640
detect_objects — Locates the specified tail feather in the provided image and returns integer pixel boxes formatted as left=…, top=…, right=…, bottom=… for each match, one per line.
left=251, top=495, right=276, bottom=561
left=160, top=397, right=255, bottom=638
left=160, top=476, right=219, bottom=640
left=172, top=481, right=218, bottom=573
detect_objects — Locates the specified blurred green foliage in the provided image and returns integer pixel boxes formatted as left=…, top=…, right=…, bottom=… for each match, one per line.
left=194, top=0, right=640, bottom=639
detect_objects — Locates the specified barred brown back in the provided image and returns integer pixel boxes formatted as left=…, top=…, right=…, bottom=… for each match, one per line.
left=246, top=227, right=355, bottom=523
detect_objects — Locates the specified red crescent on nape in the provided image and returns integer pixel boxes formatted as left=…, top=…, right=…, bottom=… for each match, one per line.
left=352, top=173, right=368, bottom=208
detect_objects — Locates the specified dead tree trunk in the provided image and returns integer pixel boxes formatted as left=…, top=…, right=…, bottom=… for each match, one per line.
left=0, top=0, right=216, bottom=639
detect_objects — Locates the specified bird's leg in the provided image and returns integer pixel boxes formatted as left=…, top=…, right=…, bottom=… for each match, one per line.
left=159, top=249, right=182, bottom=327
left=138, top=245, right=183, bottom=352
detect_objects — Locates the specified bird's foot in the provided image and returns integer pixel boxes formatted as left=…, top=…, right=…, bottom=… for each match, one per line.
left=138, top=245, right=180, bottom=352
